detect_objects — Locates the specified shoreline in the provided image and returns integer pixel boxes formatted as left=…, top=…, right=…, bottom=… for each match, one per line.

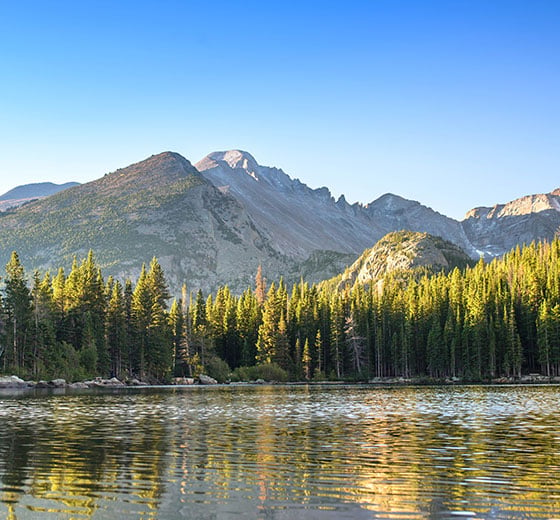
left=2, top=373, right=560, bottom=393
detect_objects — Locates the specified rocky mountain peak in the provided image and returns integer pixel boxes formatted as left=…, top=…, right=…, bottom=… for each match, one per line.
left=99, top=151, right=200, bottom=194
left=128, top=151, right=198, bottom=179
left=198, top=150, right=261, bottom=179
left=218, top=150, right=259, bottom=171
left=464, top=206, right=493, bottom=219
left=365, top=193, right=415, bottom=214
left=336, top=230, right=474, bottom=291
left=464, top=192, right=560, bottom=221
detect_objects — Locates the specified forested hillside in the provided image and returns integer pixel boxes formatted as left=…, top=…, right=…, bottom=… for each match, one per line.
left=1, top=239, right=560, bottom=383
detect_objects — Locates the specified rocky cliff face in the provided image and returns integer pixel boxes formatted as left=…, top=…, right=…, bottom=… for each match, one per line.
left=462, top=191, right=560, bottom=258
left=364, top=193, right=477, bottom=256
left=199, top=150, right=560, bottom=263
left=196, top=150, right=384, bottom=258
left=196, top=150, right=476, bottom=259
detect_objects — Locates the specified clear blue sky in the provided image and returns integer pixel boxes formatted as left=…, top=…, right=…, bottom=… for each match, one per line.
left=1, top=0, right=558, bottom=219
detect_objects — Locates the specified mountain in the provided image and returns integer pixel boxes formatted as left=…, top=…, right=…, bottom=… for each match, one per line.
left=198, top=150, right=560, bottom=262
left=0, top=182, right=80, bottom=211
left=0, top=152, right=294, bottom=293
left=335, top=230, right=474, bottom=291
left=196, top=150, right=381, bottom=258
left=462, top=190, right=560, bottom=258
left=196, top=150, right=476, bottom=258
left=364, top=193, right=477, bottom=257
left=0, top=149, right=557, bottom=295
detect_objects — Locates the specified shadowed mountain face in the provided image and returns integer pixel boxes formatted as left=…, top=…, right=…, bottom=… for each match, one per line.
left=0, top=149, right=557, bottom=294
left=0, top=182, right=80, bottom=201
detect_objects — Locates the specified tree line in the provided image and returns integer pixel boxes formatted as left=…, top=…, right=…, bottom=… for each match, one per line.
left=2, top=239, right=560, bottom=382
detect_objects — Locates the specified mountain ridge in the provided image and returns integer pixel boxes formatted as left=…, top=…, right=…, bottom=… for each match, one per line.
left=0, top=149, right=558, bottom=294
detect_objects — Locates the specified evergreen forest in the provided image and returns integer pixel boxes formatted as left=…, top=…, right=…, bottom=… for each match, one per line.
left=2, top=239, right=560, bottom=383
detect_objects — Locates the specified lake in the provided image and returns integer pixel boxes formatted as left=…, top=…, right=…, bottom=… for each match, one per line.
left=1, top=384, right=559, bottom=519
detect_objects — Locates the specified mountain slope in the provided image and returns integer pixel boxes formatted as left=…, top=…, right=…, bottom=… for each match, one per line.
left=196, top=150, right=384, bottom=258
left=336, top=230, right=474, bottom=291
left=0, top=181, right=80, bottom=201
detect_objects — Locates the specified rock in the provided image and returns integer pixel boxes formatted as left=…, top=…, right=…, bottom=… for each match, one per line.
left=0, top=375, right=27, bottom=388
left=254, top=378, right=266, bottom=385
left=172, top=377, right=195, bottom=385
left=336, top=230, right=473, bottom=291
left=88, top=377, right=125, bottom=387
left=198, top=374, right=218, bottom=385
left=106, top=377, right=125, bottom=386
left=129, top=378, right=149, bottom=386
left=36, top=380, right=50, bottom=388
left=68, top=382, right=89, bottom=389
left=50, top=379, right=67, bottom=387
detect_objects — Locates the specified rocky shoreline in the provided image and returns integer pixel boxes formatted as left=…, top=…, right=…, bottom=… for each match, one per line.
left=0, top=374, right=220, bottom=390
left=2, top=373, right=559, bottom=391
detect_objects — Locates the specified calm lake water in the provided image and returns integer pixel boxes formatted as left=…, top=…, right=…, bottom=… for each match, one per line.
left=1, top=385, right=559, bottom=519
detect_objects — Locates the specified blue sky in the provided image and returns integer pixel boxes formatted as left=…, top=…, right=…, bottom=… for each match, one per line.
left=1, top=0, right=558, bottom=219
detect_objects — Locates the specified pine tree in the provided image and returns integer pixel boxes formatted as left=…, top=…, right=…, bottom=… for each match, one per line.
left=255, top=265, right=266, bottom=306
left=106, top=281, right=126, bottom=379
left=537, top=299, right=552, bottom=376
left=30, top=271, right=56, bottom=378
left=302, top=338, right=312, bottom=380
left=3, top=252, right=32, bottom=372
left=256, top=283, right=281, bottom=364
left=132, top=264, right=151, bottom=378
left=169, top=298, right=189, bottom=377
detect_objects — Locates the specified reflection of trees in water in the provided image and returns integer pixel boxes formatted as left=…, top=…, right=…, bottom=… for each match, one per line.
left=0, top=419, right=36, bottom=520
left=0, top=394, right=170, bottom=518
left=1, top=388, right=560, bottom=518
left=168, top=386, right=560, bottom=517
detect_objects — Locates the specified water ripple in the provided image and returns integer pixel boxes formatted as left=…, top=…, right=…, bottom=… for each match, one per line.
left=0, top=385, right=559, bottom=518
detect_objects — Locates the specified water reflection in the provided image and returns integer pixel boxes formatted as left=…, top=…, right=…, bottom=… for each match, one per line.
left=0, top=385, right=559, bottom=518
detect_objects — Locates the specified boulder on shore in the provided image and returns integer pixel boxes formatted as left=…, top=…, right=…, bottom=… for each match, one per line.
left=0, top=375, right=28, bottom=388
left=172, top=377, right=195, bottom=385
left=198, top=374, right=218, bottom=385
left=129, top=378, right=148, bottom=386
left=68, top=382, right=89, bottom=389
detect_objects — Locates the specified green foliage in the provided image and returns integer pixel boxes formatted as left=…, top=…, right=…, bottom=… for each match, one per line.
left=46, top=342, right=87, bottom=382
left=205, top=355, right=231, bottom=383
left=79, top=345, right=98, bottom=377
left=0, top=165, right=204, bottom=288
left=230, top=363, right=289, bottom=382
